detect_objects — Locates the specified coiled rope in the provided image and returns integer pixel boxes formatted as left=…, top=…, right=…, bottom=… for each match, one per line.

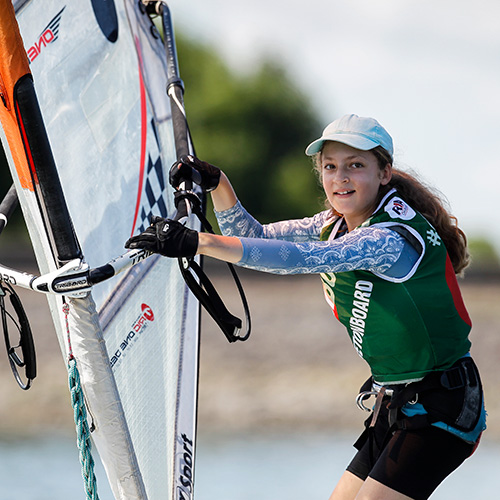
left=64, top=302, right=100, bottom=500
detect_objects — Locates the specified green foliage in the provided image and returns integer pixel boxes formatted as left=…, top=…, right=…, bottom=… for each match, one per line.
left=0, top=141, right=10, bottom=199
left=0, top=144, right=26, bottom=236
left=468, top=237, right=500, bottom=271
left=176, top=34, right=324, bottom=223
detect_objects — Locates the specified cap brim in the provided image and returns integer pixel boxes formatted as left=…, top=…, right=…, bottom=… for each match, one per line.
left=305, top=134, right=381, bottom=156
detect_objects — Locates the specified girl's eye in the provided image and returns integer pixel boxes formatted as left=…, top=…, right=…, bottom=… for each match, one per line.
left=351, top=162, right=364, bottom=169
left=323, top=163, right=335, bottom=170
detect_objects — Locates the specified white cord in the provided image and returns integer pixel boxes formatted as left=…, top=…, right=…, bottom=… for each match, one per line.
left=167, top=87, right=186, bottom=117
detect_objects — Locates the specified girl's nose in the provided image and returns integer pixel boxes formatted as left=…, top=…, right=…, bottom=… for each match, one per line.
left=335, top=170, right=349, bottom=183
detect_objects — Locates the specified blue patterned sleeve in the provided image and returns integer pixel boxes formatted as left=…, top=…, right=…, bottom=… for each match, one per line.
left=215, top=200, right=331, bottom=242
left=237, top=226, right=411, bottom=276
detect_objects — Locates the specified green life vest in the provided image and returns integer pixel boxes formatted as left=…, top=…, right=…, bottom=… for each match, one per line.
left=320, top=189, right=472, bottom=384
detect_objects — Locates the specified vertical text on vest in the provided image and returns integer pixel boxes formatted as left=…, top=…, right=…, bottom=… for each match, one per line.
left=350, top=280, right=373, bottom=357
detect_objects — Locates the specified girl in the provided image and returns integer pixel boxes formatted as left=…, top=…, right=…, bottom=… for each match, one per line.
left=126, top=114, right=486, bottom=500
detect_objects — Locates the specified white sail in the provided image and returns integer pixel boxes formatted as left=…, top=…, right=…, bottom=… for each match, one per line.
left=3, top=1, right=200, bottom=498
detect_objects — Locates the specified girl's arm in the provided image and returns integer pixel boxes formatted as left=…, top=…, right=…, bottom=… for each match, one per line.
left=126, top=218, right=418, bottom=279
left=197, top=232, right=243, bottom=263
left=210, top=172, right=238, bottom=212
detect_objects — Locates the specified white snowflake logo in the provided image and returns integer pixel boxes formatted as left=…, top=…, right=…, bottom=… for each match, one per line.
left=426, top=229, right=441, bottom=246
left=279, top=244, right=291, bottom=262
left=250, top=246, right=262, bottom=262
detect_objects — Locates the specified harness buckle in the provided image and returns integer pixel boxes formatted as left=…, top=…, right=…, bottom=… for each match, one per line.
left=356, top=383, right=396, bottom=412
left=356, top=391, right=378, bottom=412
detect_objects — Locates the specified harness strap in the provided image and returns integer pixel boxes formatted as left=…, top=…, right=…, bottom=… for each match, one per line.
left=369, top=387, right=387, bottom=428
left=1, top=281, right=36, bottom=390
left=175, top=193, right=251, bottom=343
left=179, top=258, right=248, bottom=342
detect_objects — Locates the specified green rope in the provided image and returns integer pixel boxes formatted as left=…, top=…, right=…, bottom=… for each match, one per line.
left=68, top=357, right=100, bottom=500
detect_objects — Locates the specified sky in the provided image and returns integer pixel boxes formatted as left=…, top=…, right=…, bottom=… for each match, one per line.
left=169, top=0, right=500, bottom=254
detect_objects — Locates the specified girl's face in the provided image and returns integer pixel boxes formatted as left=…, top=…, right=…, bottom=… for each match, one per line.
left=321, top=141, right=392, bottom=231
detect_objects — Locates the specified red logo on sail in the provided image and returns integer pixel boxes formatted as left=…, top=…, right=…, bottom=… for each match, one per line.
left=141, top=303, right=154, bottom=322
left=110, top=303, right=155, bottom=369
left=132, top=303, right=155, bottom=332
left=26, top=7, right=66, bottom=63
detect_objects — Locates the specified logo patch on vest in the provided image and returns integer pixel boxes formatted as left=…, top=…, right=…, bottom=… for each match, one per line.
left=384, top=197, right=416, bottom=220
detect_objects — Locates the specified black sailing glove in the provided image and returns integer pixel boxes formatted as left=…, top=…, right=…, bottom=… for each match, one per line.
left=125, top=216, right=199, bottom=258
left=169, top=155, right=221, bottom=193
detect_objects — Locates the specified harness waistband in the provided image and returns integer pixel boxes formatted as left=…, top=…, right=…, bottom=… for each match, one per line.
left=356, top=357, right=477, bottom=420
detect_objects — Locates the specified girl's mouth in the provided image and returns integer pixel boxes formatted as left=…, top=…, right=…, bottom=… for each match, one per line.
left=334, top=190, right=355, bottom=196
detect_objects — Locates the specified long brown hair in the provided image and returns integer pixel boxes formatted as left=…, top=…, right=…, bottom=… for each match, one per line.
left=313, top=146, right=470, bottom=275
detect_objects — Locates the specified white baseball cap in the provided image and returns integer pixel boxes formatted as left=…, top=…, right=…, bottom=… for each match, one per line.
left=305, top=114, right=393, bottom=158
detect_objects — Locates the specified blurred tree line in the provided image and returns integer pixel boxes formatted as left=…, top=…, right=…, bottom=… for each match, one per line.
left=467, top=238, right=500, bottom=279
left=176, top=34, right=324, bottom=223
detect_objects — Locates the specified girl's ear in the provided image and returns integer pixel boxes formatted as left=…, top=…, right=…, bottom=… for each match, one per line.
left=380, top=163, right=392, bottom=186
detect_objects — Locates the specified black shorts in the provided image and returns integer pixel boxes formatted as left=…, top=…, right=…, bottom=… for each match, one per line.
left=346, top=403, right=476, bottom=500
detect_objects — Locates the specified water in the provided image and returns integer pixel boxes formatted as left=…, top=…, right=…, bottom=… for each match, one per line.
left=0, top=432, right=498, bottom=500
left=194, top=433, right=500, bottom=500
